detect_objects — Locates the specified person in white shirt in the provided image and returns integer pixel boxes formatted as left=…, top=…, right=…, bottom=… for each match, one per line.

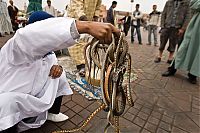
left=0, top=11, right=119, bottom=133
left=131, top=4, right=143, bottom=44
left=43, top=0, right=57, bottom=17
left=147, top=5, right=161, bottom=46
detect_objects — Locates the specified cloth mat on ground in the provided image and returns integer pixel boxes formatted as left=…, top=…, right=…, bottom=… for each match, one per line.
left=65, top=71, right=137, bottom=100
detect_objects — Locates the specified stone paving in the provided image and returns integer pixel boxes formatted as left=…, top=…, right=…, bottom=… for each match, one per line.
left=0, top=30, right=199, bottom=133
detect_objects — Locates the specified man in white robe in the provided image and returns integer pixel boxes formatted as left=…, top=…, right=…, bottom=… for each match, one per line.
left=0, top=11, right=119, bottom=132
left=0, top=0, right=13, bottom=35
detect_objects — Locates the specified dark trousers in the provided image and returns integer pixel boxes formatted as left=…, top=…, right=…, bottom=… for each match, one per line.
left=48, top=96, right=63, bottom=114
left=1, top=96, right=63, bottom=133
left=131, top=25, right=142, bottom=43
left=123, top=24, right=130, bottom=36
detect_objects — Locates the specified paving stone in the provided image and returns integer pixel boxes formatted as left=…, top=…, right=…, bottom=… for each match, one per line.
left=144, top=122, right=157, bottom=133
left=156, top=97, right=181, bottom=112
left=60, top=105, right=69, bottom=113
left=79, top=109, right=91, bottom=119
left=185, top=112, right=200, bottom=127
left=71, top=105, right=84, bottom=113
left=70, top=115, right=84, bottom=125
left=148, top=116, right=160, bottom=125
left=138, top=111, right=149, bottom=120
left=157, top=128, right=170, bottom=133
left=86, top=102, right=101, bottom=112
left=171, top=126, right=189, bottom=133
left=141, top=129, right=152, bottom=133
left=141, top=106, right=152, bottom=115
left=64, top=109, right=76, bottom=118
left=40, top=121, right=60, bottom=133
left=137, top=93, right=158, bottom=105
left=123, top=112, right=135, bottom=121
left=128, top=107, right=140, bottom=115
left=168, top=97, right=191, bottom=112
left=163, top=110, right=174, bottom=119
left=151, top=111, right=162, bottom=119
left=65, top=101, right=77, bottom=108
left=159, top=121, right=172, bottom=132
left=119, top=118, right=141, bottom=133
left=169, top=92, right=192, bottom=102
left=192, top=107, right=200, bottom=115
left=133, top=116, right=146, bottom=127
left=174, top=113, right=200, bottom=133
left=133, top=102, right=143, bottom=110
left=60, top=120, right=76, bottom=130
left=61, top=95, right=72, bottom=105
left=161, top=115, right=173, bottom=124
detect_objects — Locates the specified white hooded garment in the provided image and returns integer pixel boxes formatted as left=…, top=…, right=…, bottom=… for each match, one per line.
left=0, top=17, right=78, bottom=132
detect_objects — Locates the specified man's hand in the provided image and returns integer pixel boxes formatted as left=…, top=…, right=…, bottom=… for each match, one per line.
left=49, top=65, right=63, bottom=79
left=76, top=21, right=120, bottom=44
left=177, top=29, right=184, bottom=36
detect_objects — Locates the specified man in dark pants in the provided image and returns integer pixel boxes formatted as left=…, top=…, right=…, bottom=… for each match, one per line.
left=131, top=4, right=143, bottom=44
left=120, top=12, right=131, bottom=36
left=107, top=1, right=117, bottom=25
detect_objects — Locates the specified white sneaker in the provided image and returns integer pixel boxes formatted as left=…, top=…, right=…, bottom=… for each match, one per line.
left=47, top=113, right=69, bottom=122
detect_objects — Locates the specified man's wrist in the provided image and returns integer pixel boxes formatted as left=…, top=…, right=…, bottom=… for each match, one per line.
left=75, top=21, right=90, bottom=34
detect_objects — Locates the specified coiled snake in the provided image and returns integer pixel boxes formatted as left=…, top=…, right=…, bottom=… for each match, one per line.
left=53, top=33, right=135, bottom=133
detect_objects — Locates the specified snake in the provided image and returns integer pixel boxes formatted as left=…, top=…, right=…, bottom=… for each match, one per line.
left=53, top=33, right=134, bottom=133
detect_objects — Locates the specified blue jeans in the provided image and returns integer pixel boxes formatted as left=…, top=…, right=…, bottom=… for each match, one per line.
left=131, top=25, right=142, bottom=44
left=148, top=25, right=158, bottom=44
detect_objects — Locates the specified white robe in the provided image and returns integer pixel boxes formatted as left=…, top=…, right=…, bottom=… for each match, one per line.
left=0, top=17, right=78, bottom=132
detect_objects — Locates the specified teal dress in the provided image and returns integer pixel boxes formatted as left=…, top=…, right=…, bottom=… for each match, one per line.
left=27, top=0, right=42, bottom=14
left=175, top=0, right=200, bottom=77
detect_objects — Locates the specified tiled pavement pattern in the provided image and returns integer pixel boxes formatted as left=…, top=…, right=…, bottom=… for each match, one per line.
left=0, top=31, right=199, bottom=133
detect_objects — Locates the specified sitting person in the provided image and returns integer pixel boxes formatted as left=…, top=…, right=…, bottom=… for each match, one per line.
left=0, top=11, right=119, bottom=133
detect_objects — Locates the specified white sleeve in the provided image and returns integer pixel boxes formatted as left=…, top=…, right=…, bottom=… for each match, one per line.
left=15, top=17, right=78, bottom=60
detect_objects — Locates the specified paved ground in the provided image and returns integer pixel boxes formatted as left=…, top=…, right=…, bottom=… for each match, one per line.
left=0, top=30, right=199, bottom=133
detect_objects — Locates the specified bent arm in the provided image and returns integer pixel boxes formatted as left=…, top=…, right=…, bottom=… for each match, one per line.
left=16, top=17, right=78, bottom=59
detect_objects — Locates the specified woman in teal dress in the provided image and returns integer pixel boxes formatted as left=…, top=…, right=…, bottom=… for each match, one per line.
left=162, top=0, right=200, bottom=84
left=27, top=0, right=42, bottom=15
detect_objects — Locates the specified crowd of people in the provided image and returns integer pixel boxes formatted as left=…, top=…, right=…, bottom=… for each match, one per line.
left=0, top=0, right=199, bottom=132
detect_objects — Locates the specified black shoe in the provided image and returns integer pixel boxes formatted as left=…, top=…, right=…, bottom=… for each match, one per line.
left=167, top=60, right=173, bottom=64
left=188, top=73, right=197, bottom=84
left=162, top=70, right=176, bottom=77
left=154, top=57, right=161, bottom=63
